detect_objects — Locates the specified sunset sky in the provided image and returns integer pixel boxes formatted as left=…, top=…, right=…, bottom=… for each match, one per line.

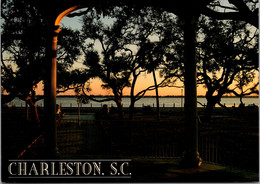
left=31, top=4, right=258, bottom=97
left=35, top=72, right=258, bottom=96
left=56, top=11, right=258, bottom=97
left=54, top=13, right=188, bottom=96
left=36, top=73, right=190, bottom=96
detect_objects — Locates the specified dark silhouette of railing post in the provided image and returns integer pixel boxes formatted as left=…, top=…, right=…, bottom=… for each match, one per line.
left=180, top=15, right=202, bottom=167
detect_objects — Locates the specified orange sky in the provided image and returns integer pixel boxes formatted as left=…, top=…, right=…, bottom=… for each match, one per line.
left=34, top=70, right=259, bottom=97
left=53, top=15, right=259, bottom=97
left=79, top=73, right=187, bottom=96
left=35, top=72, right=206, bottom=96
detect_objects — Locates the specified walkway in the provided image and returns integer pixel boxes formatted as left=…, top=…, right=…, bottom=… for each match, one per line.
left=131, top=158, right=258, bottom=182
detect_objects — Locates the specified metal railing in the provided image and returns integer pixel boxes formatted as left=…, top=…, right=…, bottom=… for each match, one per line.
left=57, top=118, right=258, bottom=171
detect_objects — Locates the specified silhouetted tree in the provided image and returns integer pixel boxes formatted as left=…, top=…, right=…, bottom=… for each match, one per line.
left=201, top=0, right=258, bottom=28
left=1, top=0, right=83, bottom=122
left=125, top=8, right=181, bottom=120
left=138, top=42, right=167, bottom=121
left=78, top=7, right=134, bottom=119
left=78, top=7, right=181, bottom=119
left=230, top=70, right=259, bottom=105
left=197, top=17, right=258, bottom=121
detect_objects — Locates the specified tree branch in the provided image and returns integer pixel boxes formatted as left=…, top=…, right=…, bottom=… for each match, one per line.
left=201, top=6, right=258, bottom=28
left=66, top=9, right=90, bottom=18
left=217, top=102, right=231, bottom=112
left=81, top=83, right=114, bottom=103
left=197, top=101, right=206, bottom=107
left=207, top=3, right=239, bottom=11
left=56, top=87, right=75, bottom=94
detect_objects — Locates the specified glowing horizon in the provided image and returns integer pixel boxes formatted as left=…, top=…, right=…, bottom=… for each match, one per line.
left=33, top=71, right=258, bottom=97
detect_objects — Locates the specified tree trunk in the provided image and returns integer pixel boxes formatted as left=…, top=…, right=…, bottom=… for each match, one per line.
left=113, top=89, right=124, bottom=119
left=26, top=101, right=29, bottom=121
left=239, top=95, right=243, bottom=105
left=27, top=98, right=39, bottom=123
left=115, top=98, right=124, bottom=119
left=129, top=74, right=138, bottom=120
left=129, top=102, right=135, bottom=120
left=152, top=69, right=160, bottom=121
left=203, top=100, right=215, bottom=123
left=204, top=92, right=223, bottom=123
left=180, top=15, right=202, bottom=168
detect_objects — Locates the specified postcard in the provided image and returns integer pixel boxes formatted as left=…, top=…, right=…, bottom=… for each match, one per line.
left=1, top=0, right=259, bottom=183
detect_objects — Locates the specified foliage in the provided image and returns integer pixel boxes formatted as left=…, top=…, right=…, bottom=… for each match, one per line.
left=196, top=16, right=258, bottom=120
left=76, top=7, right=183, bottom=119
left=202, top=0, right=258, bottom=28
left=1, top=0, right=47, bottom=102
left=1, top=0, right=83, bottom=102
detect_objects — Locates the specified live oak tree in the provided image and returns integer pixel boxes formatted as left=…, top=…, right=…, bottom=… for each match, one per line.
left=230, top=70, right=259, bottom=105
left=1, top=0, right=83, bottom=122
left=159, top=17, right=185, bottom=100
left=201, top=0, right=258, bottom=28
left=1, top=0, right=48, bottom=123
left=197, top=17, right=258, bottom=121
left=77, top=7, right=183, bottom=119
left=158, top=0, right=259, bottom=123
left=125, top=8, right=181, bottom=120
left=56, top=28, right=85, bottom=94
left=78, top=7, right=134, bottom=119
left=159, top=12, right=258, bottom=122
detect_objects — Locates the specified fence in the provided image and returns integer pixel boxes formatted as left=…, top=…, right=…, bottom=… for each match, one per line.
left=199, top=133, right=258, bottom=171
left=57, top=118, right=258, bottom=171
left=99, top=120, right=185, bottom=158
